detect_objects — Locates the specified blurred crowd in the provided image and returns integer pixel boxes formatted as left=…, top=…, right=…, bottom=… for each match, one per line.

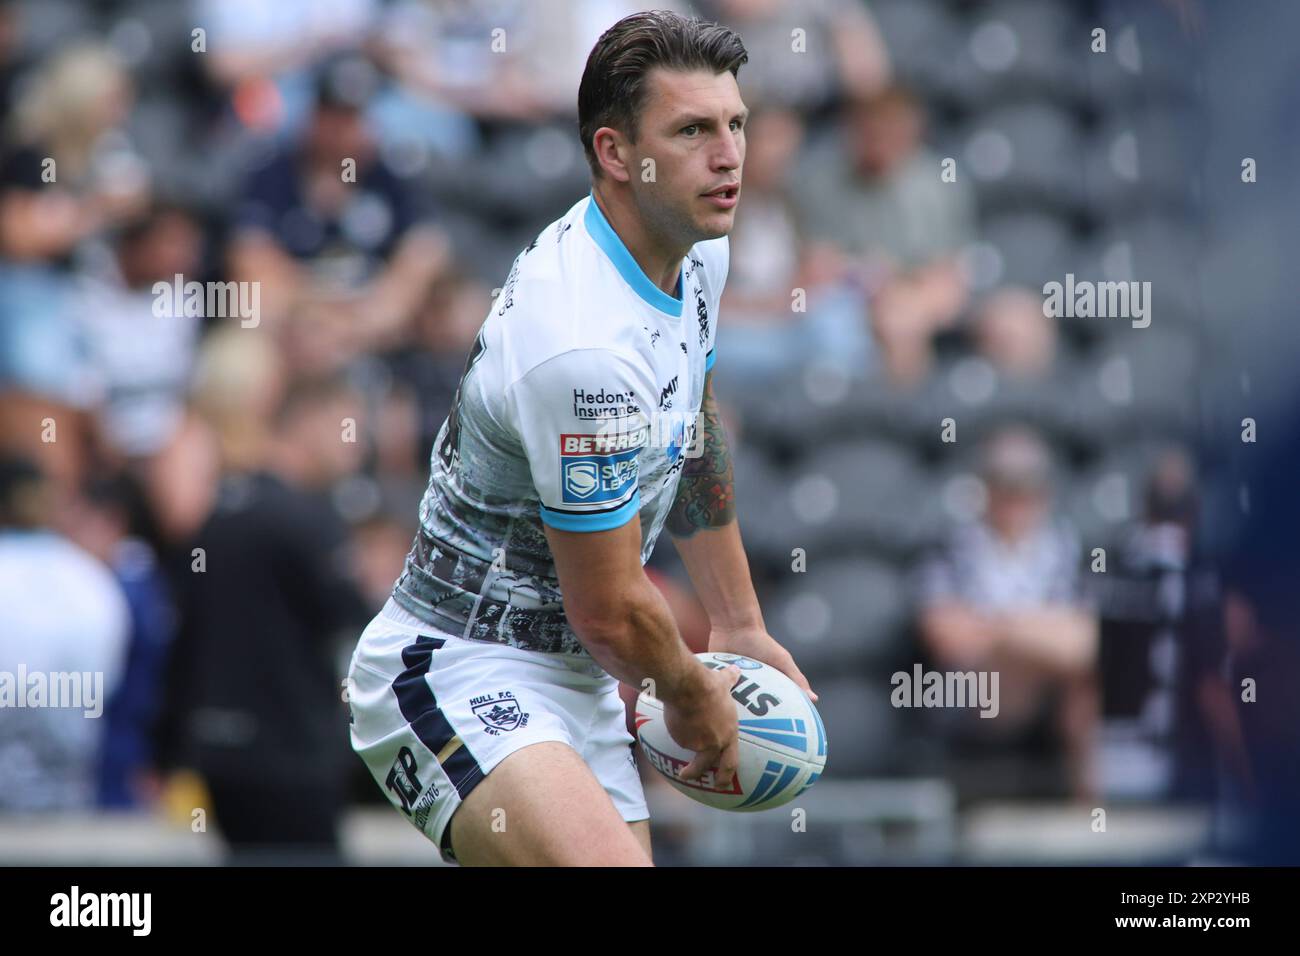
left=0, top=0, right=1293, bottom=864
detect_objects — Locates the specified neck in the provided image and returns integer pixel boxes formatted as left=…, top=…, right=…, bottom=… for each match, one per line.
left=990, top=520, right=1033, bottom=546
left=268, top=441, right=314, bottom=489
left=591, top=183, right=687, bottom=297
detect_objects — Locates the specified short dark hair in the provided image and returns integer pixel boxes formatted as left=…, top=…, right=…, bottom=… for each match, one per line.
left=274, top=372, right=355, bottom=430
left=578, top=10, right=748, bottom=179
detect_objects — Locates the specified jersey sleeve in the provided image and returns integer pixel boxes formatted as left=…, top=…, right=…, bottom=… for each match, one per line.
left=694, top=236, right=729, bottom=372
left=504, top=348, right=657, bottom=532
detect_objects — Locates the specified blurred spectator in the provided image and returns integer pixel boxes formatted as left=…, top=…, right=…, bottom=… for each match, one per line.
left=793, top=85, right=975, bottom=388
left=0, top=42, right=149, bottom=492
left=157, top=336, right=371, bottom=856
left=61, top=473, right=177, bottom=810
left=0, top=42, right=149, bottom=264
left=196, top=0, right=378, bottom=93
left=932, top=285, right=1076, bottom=439
left=135, top=409, right=222, bottom=549
left=351, top=511, right=415, bottom=610
left=915, top=425, right=1100, bottom=803
left=377, top=0, right=652, bottom=122
left=227, top=54, right=451, bottom=336
left=77, top=201, right=205, bottom=459
left=716, top=104, right=874, bottom=377
left=0, top=456, right=129, bottom=811
left=1091, top=445, right=1223, bottom=801
left=969, top=286, right=1058, bottom=381
left=794, top=85, right=974, bottom=273
left=381, top=270, right=494, bottom=470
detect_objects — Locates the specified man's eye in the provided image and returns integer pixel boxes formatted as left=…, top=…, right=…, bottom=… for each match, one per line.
left=681, top=125, right=699, bottom=136
left=731, top=119, right=744, bottom=132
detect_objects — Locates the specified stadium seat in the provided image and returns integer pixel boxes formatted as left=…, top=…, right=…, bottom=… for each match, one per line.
left=938, top=0, right=1090, bottom=109
left=979, top=210, right=1081, bottom=288
left=808, top=675, right=902, bottom=777
left=958, top=103, right=1087, bottom=214
left=766, top=557, right=913, bottom=680
left=869, top=0, right=963, bottom=100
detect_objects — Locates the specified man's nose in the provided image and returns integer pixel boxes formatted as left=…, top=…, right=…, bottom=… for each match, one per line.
left=714, top=130, right=742, bottom=170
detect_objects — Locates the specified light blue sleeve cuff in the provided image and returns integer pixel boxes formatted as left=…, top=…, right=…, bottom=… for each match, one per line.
left=539, top=491, right=641, bottom=532
left=705, top=348, right=716, bottom=372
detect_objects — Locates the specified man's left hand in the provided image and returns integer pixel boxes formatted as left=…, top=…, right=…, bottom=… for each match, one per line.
left=708, top=627, right=818, bottom=703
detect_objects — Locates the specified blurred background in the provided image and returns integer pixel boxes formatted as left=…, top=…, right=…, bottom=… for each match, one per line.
left=1, top=0, right=1297, bottom=866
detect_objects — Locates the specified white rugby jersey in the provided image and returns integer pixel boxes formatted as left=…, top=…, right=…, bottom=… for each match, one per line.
left=392, top=191, right=727, bottom=655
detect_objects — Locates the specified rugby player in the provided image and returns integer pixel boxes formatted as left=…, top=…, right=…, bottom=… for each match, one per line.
left=347, top=9, right=815, bottom=866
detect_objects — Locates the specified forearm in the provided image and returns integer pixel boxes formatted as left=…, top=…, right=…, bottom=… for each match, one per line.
left=366, top=227, right=450, bottom=338
left=576, top=576, right=709, bottom=705
left=666, top=374, right=763, bottom=632
left=673, top=523, right=764, bottom=634
left=918, top=603, right=996, bottom=668
left=666, top=372, right=734, bottom=537
left=990, top=606, right=1098, bottom=675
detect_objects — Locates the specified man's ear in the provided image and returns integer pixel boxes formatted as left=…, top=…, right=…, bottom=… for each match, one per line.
left=593, top=126, right=632, bottom=183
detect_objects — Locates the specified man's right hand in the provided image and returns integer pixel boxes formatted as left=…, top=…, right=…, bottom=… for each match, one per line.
left=662, top=664, right=742, bottom=787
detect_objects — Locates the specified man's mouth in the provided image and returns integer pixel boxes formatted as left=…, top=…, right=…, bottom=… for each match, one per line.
left=701, top=183, right=740, bottom=207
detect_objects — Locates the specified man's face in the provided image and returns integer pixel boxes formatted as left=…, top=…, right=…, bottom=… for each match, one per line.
left=987, top=483, right=1049, bottom=540
left=620, top=67, right=747, bottom=243
left=309, top=105, right=370, bottom=164
left=849, top=97, right=921, bottom=179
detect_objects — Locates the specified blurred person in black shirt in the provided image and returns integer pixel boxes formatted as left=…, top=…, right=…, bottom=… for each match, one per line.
left=159, top=355, right=371, bottom=859
left=226, top=53, right=450, bottom=338
left=1091, top=446, right=1225, bottom=805
left=915, top=426, right=1100, bottom=803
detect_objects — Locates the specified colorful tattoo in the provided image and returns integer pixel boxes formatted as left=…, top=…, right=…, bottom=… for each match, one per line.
left=666, top=374, right=735, bottom=536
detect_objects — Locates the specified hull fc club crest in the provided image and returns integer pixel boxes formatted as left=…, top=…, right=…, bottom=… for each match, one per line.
left=470, top=691, right=530, bottom=735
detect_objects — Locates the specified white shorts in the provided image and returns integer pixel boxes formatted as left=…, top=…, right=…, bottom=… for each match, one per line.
left=346, top=598, right=649, bottom=864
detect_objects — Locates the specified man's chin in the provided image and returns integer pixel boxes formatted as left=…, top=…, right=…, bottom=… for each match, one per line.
left=694, top=211, right=736, bottom=241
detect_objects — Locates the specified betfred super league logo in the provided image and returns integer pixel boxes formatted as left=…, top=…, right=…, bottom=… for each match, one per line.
left=471, top=691, right=529, bottom=735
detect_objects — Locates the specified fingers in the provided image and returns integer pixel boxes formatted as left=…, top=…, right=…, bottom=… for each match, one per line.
left=678, top=739, right=740, bottom=788
left=680, top=667, right=742, bottom=784
left=679, top=747, right=719, bottom=783
left=790, top=665, right=818, bottom=703
left=715, top=736, right=740, bottom=790
left=771, top=654, right=818, bottom=703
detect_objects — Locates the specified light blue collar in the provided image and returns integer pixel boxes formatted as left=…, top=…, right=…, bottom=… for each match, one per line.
left=584, top=190, right=683, bottom=317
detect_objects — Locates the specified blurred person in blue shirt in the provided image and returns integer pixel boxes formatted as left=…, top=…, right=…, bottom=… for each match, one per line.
left=60, top=473, right=177, bottom=811
left=0, top=457, right=129, bottom=811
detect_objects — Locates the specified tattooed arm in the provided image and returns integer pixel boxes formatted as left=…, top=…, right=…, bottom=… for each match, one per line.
left=666, top=370, right=736, bottom=538
left=667, top=372, right=817, bottom=699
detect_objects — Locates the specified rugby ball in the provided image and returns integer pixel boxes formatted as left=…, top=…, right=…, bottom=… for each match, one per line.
left=634, top=652, right=827, bottom=810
